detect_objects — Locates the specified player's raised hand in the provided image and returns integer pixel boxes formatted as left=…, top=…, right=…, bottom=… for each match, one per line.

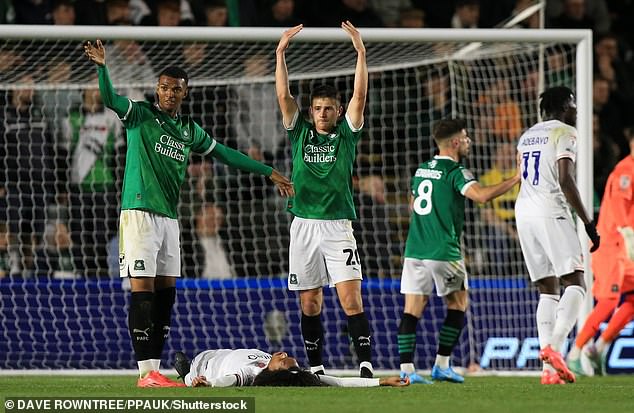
left=84, top=39, right=106, bottom=66
left=276, top=24, right=303, bottom=54
left=269, top=169, right=294, bottom=198
left=341, top=21, right=365, bottom=54
left=379, top=376, right=410, bottom=387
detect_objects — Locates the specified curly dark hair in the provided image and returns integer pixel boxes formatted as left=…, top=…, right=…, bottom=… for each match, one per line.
left=252, top=368, right=323, bottom=387
left=539, top=86, right=574, bottom=118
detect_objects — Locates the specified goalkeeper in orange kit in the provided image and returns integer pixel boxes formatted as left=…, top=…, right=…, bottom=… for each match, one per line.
left=567, top=126, right=634, bottom=376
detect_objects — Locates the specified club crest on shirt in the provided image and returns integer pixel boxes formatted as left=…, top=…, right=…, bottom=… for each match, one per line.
left=620, top=175, right=631, bottom=190
left=428, top=160, right=437, bottom=169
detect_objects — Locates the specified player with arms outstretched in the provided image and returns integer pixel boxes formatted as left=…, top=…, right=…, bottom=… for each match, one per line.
left=397, top=119, right=520, bottom=384
left=275, top=22, right=374, bottom=377
left=172, top=350, right=408, bottom=387
left=515, top=86, right=600, bottom=384
left=83, top=40, right=293, bottom=388
left=567, top=127, right=634, bottom=376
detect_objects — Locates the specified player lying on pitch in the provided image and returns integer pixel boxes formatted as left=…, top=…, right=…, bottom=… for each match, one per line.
left=173, top=349, right=408, bottom=387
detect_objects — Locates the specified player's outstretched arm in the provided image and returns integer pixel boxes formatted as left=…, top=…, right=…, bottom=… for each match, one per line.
left=558, top=157, right=600, bottom=251
left=83, top=39, right=130, bottom=118
left=465, top=174, right=520, bottom=204
left=342, top=20, right=367, bottom=129
left=317, top=374, right=409, bottom=387
left=211, top=143, right=293, bottom=198
left=275, top=25, right=302, bottom=128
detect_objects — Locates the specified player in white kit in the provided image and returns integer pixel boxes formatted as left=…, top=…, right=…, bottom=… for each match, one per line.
left=172, top=350, right=407, bottom=387
left=515, top=86, right=600, bottom=384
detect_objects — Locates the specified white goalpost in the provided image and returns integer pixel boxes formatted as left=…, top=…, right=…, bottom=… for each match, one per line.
left=0, top=24, right=592, bottom=374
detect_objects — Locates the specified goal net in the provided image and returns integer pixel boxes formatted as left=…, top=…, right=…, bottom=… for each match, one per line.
left=0, top=25, right=592, bottom=371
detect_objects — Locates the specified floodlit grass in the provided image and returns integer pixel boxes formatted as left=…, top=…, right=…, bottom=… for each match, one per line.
left=1, top=375, right=633, bottom=413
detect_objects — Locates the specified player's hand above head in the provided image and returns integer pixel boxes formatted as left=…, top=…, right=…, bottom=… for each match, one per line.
left=585, top=221, right=600, bottom=252
left=341, top=21, right=365, bottom=53
left=379, top=376, right=410, bottom=387
left=269, top=169, right=294, bottom=198
left=83, top=39, right=106, bottom=66
left=276, top=24, right=303, bottom=54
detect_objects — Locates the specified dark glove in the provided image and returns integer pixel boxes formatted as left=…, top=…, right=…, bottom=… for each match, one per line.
left=585, top=221, right=600, bottom=252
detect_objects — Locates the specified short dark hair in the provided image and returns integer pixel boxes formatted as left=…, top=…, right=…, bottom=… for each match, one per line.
left=432, top=118, right=466, bottom=142
left=158, top=66, right=189, bottom=84
left=310, top=84, right=341, bottom=105
left=539, top=86, right=574, bottom=117
left=252, top=368, right=322, bottom=387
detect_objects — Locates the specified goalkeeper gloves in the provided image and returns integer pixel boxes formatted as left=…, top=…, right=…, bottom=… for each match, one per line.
left=584, top=221, right=600, bottom=252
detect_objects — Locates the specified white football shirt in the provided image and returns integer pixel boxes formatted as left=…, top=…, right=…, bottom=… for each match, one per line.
left=184, top=349, right=272, bottom=387
left=515, top=120, right=578, bottom=218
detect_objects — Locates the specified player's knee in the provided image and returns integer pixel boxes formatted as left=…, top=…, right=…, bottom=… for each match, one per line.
left=341, top=302, right=364, bottom=316
left=300, top=300, right=322, bottom=316
left=560, top=271, right=586, bottom=290
left=339, top=293, right=364, bottom=315
left=445, top=291, right=468, bottom=311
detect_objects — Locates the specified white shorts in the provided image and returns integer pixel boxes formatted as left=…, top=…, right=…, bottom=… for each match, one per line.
left=516, top=215, right=584, bottom=281
left=119, top=209, right=181, bottom=278
left=288, top=217, right=363, bottom=291
left=400, top=257, right=469, bottom=297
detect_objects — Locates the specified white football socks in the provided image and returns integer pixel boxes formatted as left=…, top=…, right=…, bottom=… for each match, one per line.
left=400, top=362, right=416, bottom=374
left=537, top=294, right=559, bottom=371
left=138, top=360, right=154, bottom=377
left=551, top=285, right=585, bottom=351
left=150, top=358, right=161, bottom=372
left=435, top=355, right=450, bottom=369
left=595, top=337, right=608, bottom=354
left=310, top=365, right=325, bottom=374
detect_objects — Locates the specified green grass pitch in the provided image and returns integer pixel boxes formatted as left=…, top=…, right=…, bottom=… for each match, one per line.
left=1, top=375, right=633, bottom=413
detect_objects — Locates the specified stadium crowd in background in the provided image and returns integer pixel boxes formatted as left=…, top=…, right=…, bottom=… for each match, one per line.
left=0, top=0, right=633, bottom=284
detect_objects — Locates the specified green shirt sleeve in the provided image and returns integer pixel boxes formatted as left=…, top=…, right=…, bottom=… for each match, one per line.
left=452, top=166, right=477, bottom=195
left=210, top=142, right=273, bottom=177
left=97, top=65, right=131, bottom=119
left=191, top=122, right=216, bottom=155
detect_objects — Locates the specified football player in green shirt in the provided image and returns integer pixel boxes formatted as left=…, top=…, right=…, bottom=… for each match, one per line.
left=84, top=39, right=293, bottom=388
left=397, top=119, right=520, bottom=384
left=275, top=21, right=374, bottom=377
